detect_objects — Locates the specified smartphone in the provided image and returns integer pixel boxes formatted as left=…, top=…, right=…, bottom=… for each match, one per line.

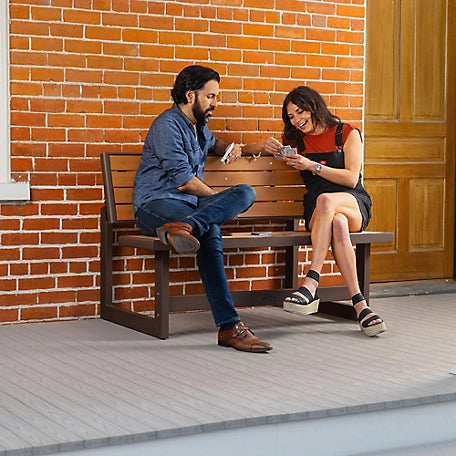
left=221, top=142, right=235, bottom=163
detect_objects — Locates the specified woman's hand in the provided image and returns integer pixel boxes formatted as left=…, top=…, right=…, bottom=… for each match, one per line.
left=241, top=137, right=282, bottom=157
left=284, top=129, right=363, bottom=188
left=284, top=153, right=312, bottom=171
left=264, top=137, right=283, bottom=155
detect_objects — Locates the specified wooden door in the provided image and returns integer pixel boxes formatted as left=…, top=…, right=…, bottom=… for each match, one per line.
left=364, top=0, right=456, bottom=281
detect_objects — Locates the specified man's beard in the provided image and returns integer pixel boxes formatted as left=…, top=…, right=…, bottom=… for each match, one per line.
left=193, top=97, right=214, bottom=126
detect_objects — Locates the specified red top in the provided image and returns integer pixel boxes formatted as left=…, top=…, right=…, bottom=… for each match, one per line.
left=283, top=123, right=361, bottom=154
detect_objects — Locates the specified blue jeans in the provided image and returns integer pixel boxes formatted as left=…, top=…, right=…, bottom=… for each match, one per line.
left=135, top=184, right=256, bottom=328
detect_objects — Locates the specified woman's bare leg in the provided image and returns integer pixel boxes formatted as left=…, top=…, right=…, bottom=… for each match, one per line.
left=284, top=193, right=334, bottom=302
left=285, top=193, right=360, bottom=302
left=330, top=212, right=382, bottom=327
left=285, top=191, right=385, bottom=330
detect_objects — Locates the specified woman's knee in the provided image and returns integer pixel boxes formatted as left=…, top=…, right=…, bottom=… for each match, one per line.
left=314, top=193, right=335, bottom=214
left=332, top=213, right=350, bottom=241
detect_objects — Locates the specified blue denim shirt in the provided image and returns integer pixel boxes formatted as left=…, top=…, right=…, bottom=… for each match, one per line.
left=133, top=104, right=217, bottom=212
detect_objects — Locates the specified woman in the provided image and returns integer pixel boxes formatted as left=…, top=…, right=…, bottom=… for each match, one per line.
left=253, top=86, right=386, bottom=337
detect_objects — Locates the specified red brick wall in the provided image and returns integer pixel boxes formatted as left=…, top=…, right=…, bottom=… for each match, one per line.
left=1, top=0, right=365, bottom=324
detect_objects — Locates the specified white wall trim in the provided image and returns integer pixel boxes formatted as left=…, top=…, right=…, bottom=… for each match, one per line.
left=0, top=1, right=30, bottom=201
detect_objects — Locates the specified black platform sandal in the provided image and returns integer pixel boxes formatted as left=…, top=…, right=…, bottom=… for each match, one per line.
left=283, top=270, right=320, bottom=315
left=352, top=293, right=387, bottom=337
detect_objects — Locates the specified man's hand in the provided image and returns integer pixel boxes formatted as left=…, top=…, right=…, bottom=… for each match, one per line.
left=222, top=143, right=243, bottom=164
left=178, top=176, right=216, bottom=197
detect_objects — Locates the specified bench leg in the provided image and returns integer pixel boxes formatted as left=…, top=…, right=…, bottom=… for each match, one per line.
left=99, top=250, right=171, bottom=339
left=284, top=220, right=299, bottom=289
left=355, top=243, right=371, bottom=305
left=100, top=207, right=113, bottom=315
left=99, top=207, right=171, bottom=339
left=154, top=250, right=170, bottom=339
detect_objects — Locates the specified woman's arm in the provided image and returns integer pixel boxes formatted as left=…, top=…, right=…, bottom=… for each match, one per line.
left=284, top=129, right=363, bottom=188
left=243, top=137, right=283, bottom=156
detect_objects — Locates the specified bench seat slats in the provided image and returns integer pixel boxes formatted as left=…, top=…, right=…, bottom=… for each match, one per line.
left=118, top=231, right=394, bottom=251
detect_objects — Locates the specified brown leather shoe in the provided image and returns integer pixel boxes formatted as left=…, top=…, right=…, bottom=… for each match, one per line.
left=156, top=222, right=200, bottom=254
left=218, top=322, right=272, bottom=353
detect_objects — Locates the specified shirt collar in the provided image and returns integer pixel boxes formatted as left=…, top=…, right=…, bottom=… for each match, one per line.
left=171, top=103, right=194, bottom=128
left=171, top=103, right=208, bottom=136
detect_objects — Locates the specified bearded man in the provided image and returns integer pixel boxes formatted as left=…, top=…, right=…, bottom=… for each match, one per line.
left=133, top=65, right=272, bottom=353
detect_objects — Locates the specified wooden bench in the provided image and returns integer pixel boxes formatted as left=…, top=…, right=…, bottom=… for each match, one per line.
left=100, top=152, right=393, bottom=339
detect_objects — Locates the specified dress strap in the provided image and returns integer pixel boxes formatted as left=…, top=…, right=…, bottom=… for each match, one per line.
left=296, top=134, right=305, bottom=152
left=335, top=122, right=344, bottom=149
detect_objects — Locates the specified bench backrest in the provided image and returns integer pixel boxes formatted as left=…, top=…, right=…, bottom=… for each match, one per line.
left=101, top=153, right=306, bottom=224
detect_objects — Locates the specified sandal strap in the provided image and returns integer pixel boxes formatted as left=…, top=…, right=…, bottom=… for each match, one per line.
left=358, top=308, right=383, bottom=328
left=351, top=293, right=365, bottom=305
left=360, top=314, right=383, bottom=328
left=287, top=286, right=315, bottom=306
left=358, top=308, right=373, bottom=321
left=306, top=269, right=320, bottom=282
left=290, top=286, right=314, bottom=305
left=297, top=286, right=314, bottom=302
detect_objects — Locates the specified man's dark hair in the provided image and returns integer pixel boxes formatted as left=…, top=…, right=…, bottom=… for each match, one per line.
left=171, top=65, right=220, bottom=105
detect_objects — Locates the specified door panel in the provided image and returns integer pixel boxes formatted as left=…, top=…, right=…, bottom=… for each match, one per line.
left=365, top=137, right=445, bottom=162
left=365, top=0, right=400, bottom=121
left=365, top=0, right=455, bottom=281
left=411, top=0, right=446, bottom=119
left=409, top=178, right=445, bottom=250
left=364, top=179, right=397, bottom=254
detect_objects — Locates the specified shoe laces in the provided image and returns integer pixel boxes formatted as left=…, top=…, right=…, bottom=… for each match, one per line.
left=233, top=322, right=255, bottom=338
left=233, top=322, right=247, bottom=337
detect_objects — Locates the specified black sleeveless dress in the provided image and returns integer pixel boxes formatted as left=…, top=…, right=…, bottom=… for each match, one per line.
left=292, top=123, right=372, bottom=231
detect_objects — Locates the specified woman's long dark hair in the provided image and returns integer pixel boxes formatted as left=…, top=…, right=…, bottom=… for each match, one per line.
left=282, top=86, right=340, bottom=140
